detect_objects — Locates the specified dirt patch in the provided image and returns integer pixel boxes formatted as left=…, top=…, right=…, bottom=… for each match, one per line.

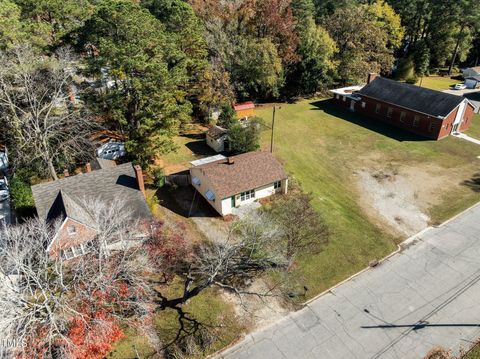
left=355, top=163, right=452, bottom=237
left=220, top=278, right=290, bottom=332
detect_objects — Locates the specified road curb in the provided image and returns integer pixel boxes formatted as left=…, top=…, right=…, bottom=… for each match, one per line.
left=211, top=200, right=480, bottom=358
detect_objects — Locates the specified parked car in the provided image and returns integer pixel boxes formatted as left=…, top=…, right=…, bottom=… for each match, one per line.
left=0, top=177, right=9, bottom=201
left=454, top=83, right=467, bottom=90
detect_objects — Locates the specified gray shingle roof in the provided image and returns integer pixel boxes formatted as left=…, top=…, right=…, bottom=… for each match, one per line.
left=207, top=125, right=227, bottom=140
left=358, top=77, right=464, bottom=118
left=91, top=157, right=116, bottom=170
left=32, top=163, right=151, bottom=223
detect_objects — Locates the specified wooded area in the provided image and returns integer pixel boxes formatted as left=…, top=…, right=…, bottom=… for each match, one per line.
left=1, top=0, right=479, bottom=177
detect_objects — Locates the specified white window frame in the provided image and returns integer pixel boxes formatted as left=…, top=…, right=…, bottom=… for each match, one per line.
left=387, top=107, right=393, bottom=118
left=240, top=189, right=255, bottom=202
left=342, top=96, right=346, bottom=102
left=413, top=115, right=420, bottom=127
left=67, top=224, right=77, bottom=235
left=361, top=102, right=366, bottom=108
left=399, top=112, right=406, bottom=123
left=274, top=181, right=281, bottom=189
left=375, top=103, right=381, bottom=114
left=63, top=247, right=74, bottom=260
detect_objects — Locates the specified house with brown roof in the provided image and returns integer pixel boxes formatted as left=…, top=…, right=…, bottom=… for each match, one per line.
left=31, top=161, right=151, bottom=260
left=190, top=151, right=288, bottom=216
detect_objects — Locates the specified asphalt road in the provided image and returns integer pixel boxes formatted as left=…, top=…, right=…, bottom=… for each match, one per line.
left=220, top=203, right=480, bottom=359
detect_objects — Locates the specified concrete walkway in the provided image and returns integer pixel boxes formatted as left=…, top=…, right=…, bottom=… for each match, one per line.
left=219, top=204, right=480, bottom=359
left=451, top=132, right=480, bottom=146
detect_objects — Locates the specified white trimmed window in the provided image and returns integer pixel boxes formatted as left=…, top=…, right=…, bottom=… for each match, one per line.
left=335, top=94, right=340, bottom=99
left=342, top=96, right=346, bottom=102
left=375, top=103, right=381, bottom=114
left=240, top=189, right=255, bottom=201
left=67, top=225, right=77, bottom=235
left=413, top=115, right=420, bottom=127
left=274, top=181, right=281, bottom=189
left=399, top=112, right=406, bottom=123
left=361, top=102, right=366, bottom=108
left=428, top=121, right=435, bottom=132
left=387, top=107, right=393, bottom=118
left=62, top=247, right=74, bottom=260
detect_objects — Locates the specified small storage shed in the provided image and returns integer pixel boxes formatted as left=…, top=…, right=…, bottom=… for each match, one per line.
left=234, top=101, right=255, bottom=120
left=206, top=125, right=228, bottom=153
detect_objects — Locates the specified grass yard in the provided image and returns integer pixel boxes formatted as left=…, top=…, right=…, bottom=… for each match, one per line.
left=255, top=99, right=480, bottom=298
left=108, top=279, right=245, bottom=359
left=416, top=75, right=463, bottom=91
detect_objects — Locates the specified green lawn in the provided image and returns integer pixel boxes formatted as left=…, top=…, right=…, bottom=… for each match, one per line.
left=465, top=344, right=480, bottom=358
left=109, top=280, right=245, bottom=359
left=416, top=75, right=462, bottom=91
left=256, top=100, right=480, bottom=298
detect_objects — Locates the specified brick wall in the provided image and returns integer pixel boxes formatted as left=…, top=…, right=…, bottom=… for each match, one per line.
left=49, top=218, right=97, bottom=258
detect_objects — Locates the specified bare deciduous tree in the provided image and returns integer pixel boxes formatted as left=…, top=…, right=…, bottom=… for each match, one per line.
left=264, top=192, right=329, bottom=269
left=155, top=212, right=287, bottom=310
left=0, top=198, right=151, bottom=358
left=0, top=45, right=97, bottom=180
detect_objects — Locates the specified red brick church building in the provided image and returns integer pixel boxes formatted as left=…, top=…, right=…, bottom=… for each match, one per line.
left=331, top=74, right=477, bottom=140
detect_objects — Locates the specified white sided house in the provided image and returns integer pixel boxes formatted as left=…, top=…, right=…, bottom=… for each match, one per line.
left=206, top=125, right=228, bottom=153
left=190, top=151, right=288, bottom=216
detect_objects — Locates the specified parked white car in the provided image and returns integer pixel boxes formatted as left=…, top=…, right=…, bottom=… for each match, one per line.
left=455, top=83, right=467, bottom=90
left=0, top=177, right=9, bottom=202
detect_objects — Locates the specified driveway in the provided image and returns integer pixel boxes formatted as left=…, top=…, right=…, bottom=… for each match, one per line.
left=219, top=203, right=480, bottom=359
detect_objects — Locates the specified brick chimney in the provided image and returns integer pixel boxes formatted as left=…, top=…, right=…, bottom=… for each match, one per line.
left=85, top=162, right=92, bottom=173
left=134, top=165, right=146, bottom=197
left=367, top=73, right=378, bottom=84
left=63, top=169, right=70, bottom=178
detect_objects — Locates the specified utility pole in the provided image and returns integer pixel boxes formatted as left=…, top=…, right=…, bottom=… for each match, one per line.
left=270, top=106, right=280, bottom=153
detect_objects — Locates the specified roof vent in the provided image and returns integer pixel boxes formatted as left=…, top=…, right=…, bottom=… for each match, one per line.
left=227, top=157, right=235, bottom=165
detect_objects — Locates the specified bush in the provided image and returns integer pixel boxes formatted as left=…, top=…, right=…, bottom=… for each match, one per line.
left=152, top=168, right=166, bottom=189
left=9, top=176, right=35, bottom=219
left=405, top=76, right=418, bottom=84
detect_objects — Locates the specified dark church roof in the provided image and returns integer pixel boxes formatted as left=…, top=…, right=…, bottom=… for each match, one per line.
left=358, top=77, right=465, bottom=118
left=32, top=163, right=151, bottom=224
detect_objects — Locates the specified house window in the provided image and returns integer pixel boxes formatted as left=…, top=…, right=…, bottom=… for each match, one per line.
left=399, top=112, right=406, bottom=123
left=274, top=181, right=281, bottom=189
left=62, top=247, right=74, bottom=260
left=375, top=103, right=381, bottom=114
left=413, top=115, right=420, bottom=127
left=240, top=189, right=255, bottom=202
left=428, top=121, right=435, bottom=132
left=361, top=102, right=366, bottom=108
left=67, top=225, right=77, bottom=235
left=335, top=94, right=340, bottom=100
left=387, top=107, right=393, bottom=118
left=342, top=96, right=346, bottom=102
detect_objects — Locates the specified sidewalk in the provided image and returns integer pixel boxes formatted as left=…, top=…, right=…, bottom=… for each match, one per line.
left=451, top=132, right=480, bottom=146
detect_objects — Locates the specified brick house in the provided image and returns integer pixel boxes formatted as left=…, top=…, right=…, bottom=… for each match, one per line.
left=331, top=74, right=477, bottom=140
left=31, top=161, right=151, bottom=260
left=190, top=151, right=288, bottom=216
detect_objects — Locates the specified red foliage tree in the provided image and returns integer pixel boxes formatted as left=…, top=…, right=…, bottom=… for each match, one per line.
left=67, top=311, right=124, bottom=359
left=145, top=220, right=192, bottom=283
